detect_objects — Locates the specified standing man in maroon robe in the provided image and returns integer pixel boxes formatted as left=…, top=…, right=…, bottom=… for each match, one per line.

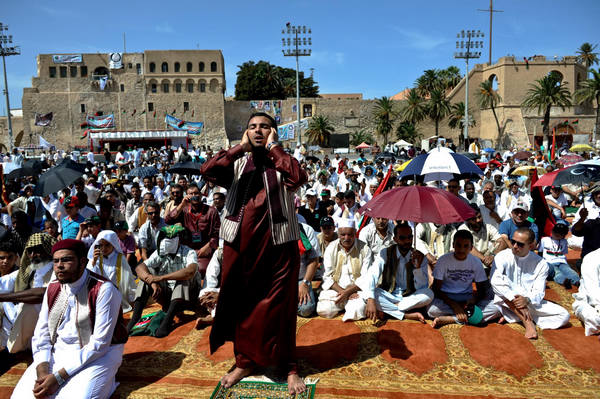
left=200, top=112, right=307, bottom=395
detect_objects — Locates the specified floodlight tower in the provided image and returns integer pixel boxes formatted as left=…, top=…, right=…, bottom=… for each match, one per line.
left=454, top=30, right=484, bottom=150
left=0, top=23, right=20, bottom=152
left=282, top=23, right=311, bottom=145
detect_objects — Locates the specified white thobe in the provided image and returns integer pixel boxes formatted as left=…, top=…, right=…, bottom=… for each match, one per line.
left=87, top=252, right=136, bottom=312
left=11, top=269, right=124, bottom=399
left=358, top=222, right=395, bottom=262
left=491, top=249, right=570, bottom=329
left=371, top=247, right=433, bottom=320
left=317, top=240, right=372, bottom=321
left=572, top=248, right=600, bottom=336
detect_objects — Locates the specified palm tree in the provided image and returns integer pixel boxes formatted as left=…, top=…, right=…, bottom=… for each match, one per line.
left=575, top=68, right=600, bottom=143
left=448, top=102, right=476, bottom=131
left=478, top=80, right=503, bottom=146
left=372, top=96, right=396, bottom=146
left=439, top=66, right=462, bottom=91
left=576, top=42, right=599, bottom=77
left=415, top=69, right=441, bottom=97
left=400, top=89, right=427, bottom=125
left=522, top=74, right=572, bottom=146
left=396, top=121, right=421, bottom=144
left=427, top=88, right=451, bottom=136
left=350, top=129, right=374, bottom=146
left=306, top=115, right=334, bottom=146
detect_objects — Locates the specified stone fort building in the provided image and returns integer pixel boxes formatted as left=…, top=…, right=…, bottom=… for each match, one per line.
left=5, top=49, right=597, bottom=151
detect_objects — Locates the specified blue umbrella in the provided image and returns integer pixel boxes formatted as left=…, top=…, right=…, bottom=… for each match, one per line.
left=483, top=147, right=496, bottom=153
left=128, top=166, right=159, bottom=178
left=399, top=148, right=483, bottom=182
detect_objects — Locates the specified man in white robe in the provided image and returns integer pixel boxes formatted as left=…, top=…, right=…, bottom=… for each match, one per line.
left=491, top=227, right=570, bottom=339
left=572, top=247, right=600, bottom=337
left=316, top=218, right=372, bottom=321
left=11, top=239, right=127, bottom=399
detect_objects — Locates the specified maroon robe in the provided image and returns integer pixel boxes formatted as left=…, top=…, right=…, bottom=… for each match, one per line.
left=200, top=145, right=306, bottom=372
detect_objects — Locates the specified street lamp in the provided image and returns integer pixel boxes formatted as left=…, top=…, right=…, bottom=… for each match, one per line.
left=454, top=29, right=483, bottom=150
left=0, top=23, right=20, bottom=152
left=282, top=23, right=311, bottom=145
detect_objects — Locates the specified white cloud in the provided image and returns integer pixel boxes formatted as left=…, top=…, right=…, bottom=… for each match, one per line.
left=309, top=51, right=345, bottom=66
left=155, top=23, right=175, bottom=34
left=389, top=27, right=447, bottom=51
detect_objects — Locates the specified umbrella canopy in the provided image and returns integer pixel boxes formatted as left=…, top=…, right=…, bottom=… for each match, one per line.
left=458, top=152, right=479, bottom=161
left=169, top=161, right=203, bottom=175
left=375, top=152, right=397, bottom=162
left=305, top=155, right=320, bottom=163
left=6, top=167, right=36, bottom=180
left=533, top=163, right=600, bottom=188
left=33, top=160, right=86, bottom=196
left=128, top=166, right=159, bottom=178
left=394, top=159, right=412, bottom=172
left=355, top=142, right=371, bottom=150
left=395, top=139, right=413, bottom=147
left=482, top=147, right=496, bottom=153
left=399, top=150, right=483, bottom=182
left=511, top=165, right=546, bottom=177
left=358, top=186, right=476, bottom=224
left=513, top=151, right=532, bottom=161
left=557, top=154, right=584, bottom=167
left=23, top=159, right=46, bottom=173
left=569, top=144, right=594, bottom=153
left=428, top=146, right=453, bottom=153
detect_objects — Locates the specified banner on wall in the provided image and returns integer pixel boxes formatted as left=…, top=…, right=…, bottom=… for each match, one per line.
left=109, top=53, right=123, bottom=69
left=34, top=112, right=53, bottom=126
left=52, top=54, right=82, bottom=63
left=165, top=114, right=203, bottom=135
left=86, top=114, right=115, bottom=129
left=277, top=118, right=309, bottom=141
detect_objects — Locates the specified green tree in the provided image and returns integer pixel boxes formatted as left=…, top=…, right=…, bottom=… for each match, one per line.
left=350, top=129, right=374, bottom=146
left=415, top=69, right=442, bottom=97
left=234, top=60, right=319, bottom=100
left=439, top=66, right=462, bottom=91
left=427, top=88, right=451, bottom=136
left=306, top=115, right=335, bottom=146
left=478, top=80, right=503, bottom=146
left=575, top=68, right=600, bottom=143
left=448, top=102, right=476, bottom=131
left=395, top=121, right=421, bottom=144
left=372, top=96, right=396, bottom=146
left=522, top=74, right=572, bottom=146
left=576, top=42, right=599, bottom=77
left=400, top=89, right=427, bottom=125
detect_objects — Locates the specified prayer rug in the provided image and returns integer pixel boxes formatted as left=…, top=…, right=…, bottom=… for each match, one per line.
left=210, top=380, right=316, bottom=399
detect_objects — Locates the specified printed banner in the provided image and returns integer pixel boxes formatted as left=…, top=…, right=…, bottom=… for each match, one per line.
left=86, top=114, right=115, bottom=129
left=109, top=53, right=123, bottom=69
left=277, top=119, right=309, bottom=141
left=52, top=54, right=82, bottom=63
left=34, top=112, right=53, bottom=126
left=165, top=114, right=203, bottom=135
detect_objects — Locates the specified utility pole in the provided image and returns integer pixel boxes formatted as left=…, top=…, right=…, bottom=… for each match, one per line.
left=455, top=30, right=484, bottom=150
left=282, top=23, right=311, bottom=145
left=0, top=23, right=20, bottom=152
left=478, top=0, right=503, bottom=65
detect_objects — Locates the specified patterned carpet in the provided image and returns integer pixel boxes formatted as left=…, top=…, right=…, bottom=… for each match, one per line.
left=0, top=279, right=598, bottom=399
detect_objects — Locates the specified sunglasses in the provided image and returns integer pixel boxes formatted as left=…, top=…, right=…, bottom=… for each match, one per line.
left=396, top=235, right=414, bottom=240
left=510, top=239, right=527, bottom=248
left=146, top=211, right=158, bottom=215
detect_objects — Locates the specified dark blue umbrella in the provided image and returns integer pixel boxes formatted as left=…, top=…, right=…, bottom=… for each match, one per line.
left=399, top=148, right=483, bottom=182
left=483, top=147, right=496, bottom=153
left=128, top=166, right=159, bottom=178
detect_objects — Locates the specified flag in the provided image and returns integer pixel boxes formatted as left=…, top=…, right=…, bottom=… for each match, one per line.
left=80, top=122, right=88, bottom=129
left=0, top=164, right=9, bottom=205
left=191, top=110, right=195, bottom=117
left=80, top=130, right=89, bottom=139
left=39, top=135, right=53, bottom=149
left=357, top=164, right=393, bottom=236
left=530, top=169, right=555, bottom=238
left=99, top=77, right=108, bottom=91
left=177, top=120, right=185, bottom=127
left=572, top=119, right=579, bottom=124
left=172, top=109, right=176, bottom=115
left=122, top=109, right=127, bottom=114
left=550, top=127, right=556, bottom=161
left=153, top=110, right=156, bottom=118
left=563, top=119, right=569, bottom=125
left=34, top=112, right=53, bottom=126
left=95, top=112, right=101, bottom=116
left=131, top=109, right=136, bottom=117
left=140, top=110, right=146, bottom=115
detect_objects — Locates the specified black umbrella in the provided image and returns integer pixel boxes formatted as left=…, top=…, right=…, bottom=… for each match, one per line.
left=23, top=159, right=45, bottom=173
left=128, top=166, right=159, bottom=178
left=457, top=152, right=479, bottom=161
left=6, top=167, right=36, bottom=180
left=305, top=155, right=320, bottom=163
left=169, top=161, right=203, bottom=175
left=33, top=160, right=87, bottom=196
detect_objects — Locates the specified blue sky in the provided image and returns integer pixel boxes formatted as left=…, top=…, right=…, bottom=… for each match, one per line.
left=1, top=0, right=599, bottom=115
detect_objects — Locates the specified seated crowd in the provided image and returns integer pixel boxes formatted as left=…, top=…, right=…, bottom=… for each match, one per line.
left=0, top=143, right=599, bottom=398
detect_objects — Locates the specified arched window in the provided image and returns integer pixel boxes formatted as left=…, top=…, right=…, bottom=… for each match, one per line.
left=186, top=79, right=194, bottom=93
left=161, top=62, right=169, bottom=73
left=93, top=66, right=109, bottom=77
left=210, top=62, right=217, bottom=72
left=174, top=79, right=182, bottom=93
left=199, top=62, right=205, bottom=72
left=488, top=74, right=499, bottom=91
left=199, top=79, right=206, bottom=93
left=174, top=62, right=180, bottom=73
left=209, top=78, right=219, bottom=92
left=148, top=79, right=158, bottom=94
left=161, top=79, right=170, bottom=93
left=548, top=70, right=564, bottom=86
left=186, top=62, right=192, bottom=72
left=149, top=62, right=156, bottom=73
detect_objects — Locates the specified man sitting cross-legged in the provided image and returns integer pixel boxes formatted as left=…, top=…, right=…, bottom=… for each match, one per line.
left=127, top=224, right=199, bottom=338
left=572, top=247, right=600, bottom=339
left=316, top=217, right=372, bottom=321
left=491, top=227, right=570, bottom=339
left=427, top=229, right=500, bottom=327
left=368, top=223, right=433, bottom=322
left=11, top=239, right=128, bottom=399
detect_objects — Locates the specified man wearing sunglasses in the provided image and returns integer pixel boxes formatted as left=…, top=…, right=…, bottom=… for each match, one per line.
left=138, top=202, right=166, bottom=261
left=491, top=227, right=570, bottom=339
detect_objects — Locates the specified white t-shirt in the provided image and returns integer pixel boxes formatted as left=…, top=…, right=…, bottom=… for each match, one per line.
left=538, top=236, right=568, bottom=264
left=545, top=193, right=568, bottom=208
left=433, top=253, right=487, bottom=295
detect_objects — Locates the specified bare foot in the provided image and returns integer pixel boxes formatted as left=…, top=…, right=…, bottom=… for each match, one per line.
left=221, top=367, right=252, bottom=388
left=287, top=373, right=306, bottom=396
left=194, top=315, right=214, bottom=330
left=523, top=320, right=538, bottom=340
left=497, top=316, right=506, bottom=324
left=431, top=316, right=455, bottom=328
left=404, top=312, right=426, bottom=323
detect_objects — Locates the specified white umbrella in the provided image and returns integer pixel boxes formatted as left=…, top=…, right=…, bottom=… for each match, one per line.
left=428, top=146, right=454, bottom=154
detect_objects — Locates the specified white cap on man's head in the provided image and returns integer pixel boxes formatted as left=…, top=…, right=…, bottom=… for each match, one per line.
left=305, top=188, right=317, bottom=197
left=511, top=200, right=529, bottom=213
left=338, top=217, right=356, bottom=229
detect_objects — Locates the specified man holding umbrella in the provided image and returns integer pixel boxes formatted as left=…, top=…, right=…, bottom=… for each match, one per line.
left=572, top=186, right=600, bottom=261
